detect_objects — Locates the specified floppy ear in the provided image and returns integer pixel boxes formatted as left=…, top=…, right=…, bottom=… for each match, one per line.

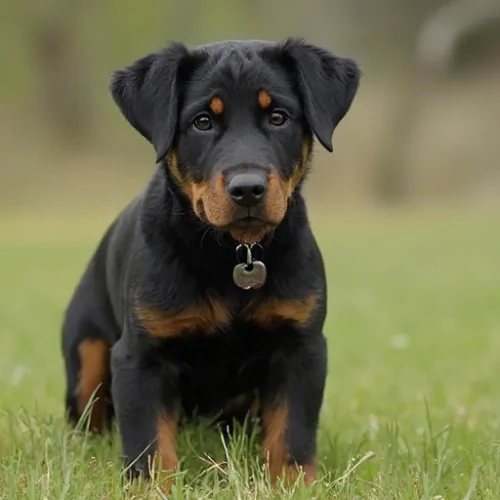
left=282, top=38, right=361, bottom=152
left=109, top=43, right=189, bottom=163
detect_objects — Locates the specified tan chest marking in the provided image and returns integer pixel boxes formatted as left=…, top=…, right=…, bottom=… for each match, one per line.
left=136, top=299, right=231, bottom=338
left=245, top=294, right=318, bottom=329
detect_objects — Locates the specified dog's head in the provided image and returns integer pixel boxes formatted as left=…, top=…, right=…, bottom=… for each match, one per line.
left=110, top=39, right=360, bottom=243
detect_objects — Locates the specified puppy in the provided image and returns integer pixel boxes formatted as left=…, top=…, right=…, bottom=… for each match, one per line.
left=62, top=38, right=360, bottom=486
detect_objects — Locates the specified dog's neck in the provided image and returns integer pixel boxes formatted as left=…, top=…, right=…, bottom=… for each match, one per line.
left=139, top=167, right=308, bottom=286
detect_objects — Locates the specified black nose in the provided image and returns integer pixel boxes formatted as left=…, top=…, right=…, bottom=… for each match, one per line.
left=227, top=173, right=268, bottom=207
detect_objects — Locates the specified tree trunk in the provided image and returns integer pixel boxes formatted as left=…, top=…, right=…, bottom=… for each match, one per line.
left=24, top=0, right=90, bottom=149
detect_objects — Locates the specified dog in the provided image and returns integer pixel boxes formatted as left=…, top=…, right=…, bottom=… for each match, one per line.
left=61, top=37, right=360, bottom=487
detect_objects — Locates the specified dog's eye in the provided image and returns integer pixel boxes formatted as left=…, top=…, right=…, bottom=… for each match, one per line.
left=193, top=113, right=213, bottom=131
left=269, top=110, right=289, bottom=128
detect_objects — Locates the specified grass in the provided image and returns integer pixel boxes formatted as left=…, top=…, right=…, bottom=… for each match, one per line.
left=1, top=206, right=500, bottom=499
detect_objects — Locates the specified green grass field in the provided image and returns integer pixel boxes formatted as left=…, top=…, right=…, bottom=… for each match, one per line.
left=1, top=208, right=499, bottom=499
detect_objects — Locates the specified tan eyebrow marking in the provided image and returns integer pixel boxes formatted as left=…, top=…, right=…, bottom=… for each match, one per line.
left=258, top=90, right=272, bottom=109
left=209, top=97, right=224, bottom=115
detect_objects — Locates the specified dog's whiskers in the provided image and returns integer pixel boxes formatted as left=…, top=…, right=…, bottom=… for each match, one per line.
left=199, top=226, right=211, bottom=251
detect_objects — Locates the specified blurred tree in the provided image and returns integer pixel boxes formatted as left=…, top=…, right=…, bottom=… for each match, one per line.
left=417, top=0, right=500, bottom=73
left=371, top=72, right=424, bottom=203
left=371, top=0, right=500, bottom=203
left=21, top=0, right=91, bottom=149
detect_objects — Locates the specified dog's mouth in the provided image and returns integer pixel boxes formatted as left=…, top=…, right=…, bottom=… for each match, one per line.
left=224, top=216, right=276, bottom=244
left=229, top=216, right=267, bottom=228
left=196, top=202, right=279, bottom=244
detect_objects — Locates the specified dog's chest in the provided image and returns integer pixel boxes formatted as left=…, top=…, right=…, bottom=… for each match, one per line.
left=142, top=293, right=318, bottom=416
left=136, top=292, right=318, bottom=339
left=157, top=322, right=279, bottom=415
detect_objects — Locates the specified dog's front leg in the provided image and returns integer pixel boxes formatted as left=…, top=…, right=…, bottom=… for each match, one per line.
left=111, top=336, right=179, bottom=480
left=260, top=332, right=327, bottom=486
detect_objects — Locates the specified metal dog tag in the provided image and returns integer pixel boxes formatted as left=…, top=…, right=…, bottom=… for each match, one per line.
left=233, top=261, right=267, bottom=290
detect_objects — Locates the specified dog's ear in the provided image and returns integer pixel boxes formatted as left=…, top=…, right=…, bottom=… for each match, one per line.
left=282, top=38, right=361, bottom=152
left=110, top=43, right=190, bottom=163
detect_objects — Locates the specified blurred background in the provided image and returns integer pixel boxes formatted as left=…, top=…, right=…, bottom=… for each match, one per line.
left=1, top=0, right=499, bottom=216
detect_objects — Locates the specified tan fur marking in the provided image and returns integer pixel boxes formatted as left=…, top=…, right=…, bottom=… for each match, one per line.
left=77, top=339, right=110, bottom=432
left=264, top=171, right=288, bottom=225
left=191, top=180, right=211, bottom=218
left=136, top=299, right=231, bottom=338
left=247, top=295, right=318, bottom=329
left=152, top=413, right=179, bottom=493
left=167, top=151, right=182, bottom=185
left=281, top=463, right=317, bottom=486
left=155, top=414, right=179, bottom=471
left=265, top=138, right=309, bottom=224
left=209, top=96, right=224, bottom=115
left=284, top=166, right=302, bottom=199
left=229, top=227, right=270, bottom=245
left=168, top=151, right=211, bottom=210
left=262, top=403, right=288, bottom=482
left=168, top=152, right=232, bottom=227
left=262, top=403, right=316, bottom=486
left=281, top=139, right=312, bottom=199
left=302, top=463, right=317, bottom=484
left=258, top=90, right=272, bottom=109
left=276, top=138, right=313, bottom=202
left=202, top=174, right=235, bottom=227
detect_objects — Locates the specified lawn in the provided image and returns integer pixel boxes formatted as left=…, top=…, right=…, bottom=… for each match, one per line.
left=0, top=207, right=499, bottom=499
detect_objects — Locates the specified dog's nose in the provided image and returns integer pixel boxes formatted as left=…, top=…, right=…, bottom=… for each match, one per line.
left=227, top=173, right=268, bottom=207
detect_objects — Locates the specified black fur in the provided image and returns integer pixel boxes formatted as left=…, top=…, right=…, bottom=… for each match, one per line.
left=62, top=37, right=360, bottom=483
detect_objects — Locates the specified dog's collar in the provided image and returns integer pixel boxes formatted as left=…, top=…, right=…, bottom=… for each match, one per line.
left=232, top=243, right=266, bottom=290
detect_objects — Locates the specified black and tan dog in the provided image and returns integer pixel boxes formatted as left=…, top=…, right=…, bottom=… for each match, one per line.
left=61, top=38, right=360, bottom=486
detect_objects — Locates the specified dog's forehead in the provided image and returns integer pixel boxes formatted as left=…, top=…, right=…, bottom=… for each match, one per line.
left=185, top=41, right=292, bottom=102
